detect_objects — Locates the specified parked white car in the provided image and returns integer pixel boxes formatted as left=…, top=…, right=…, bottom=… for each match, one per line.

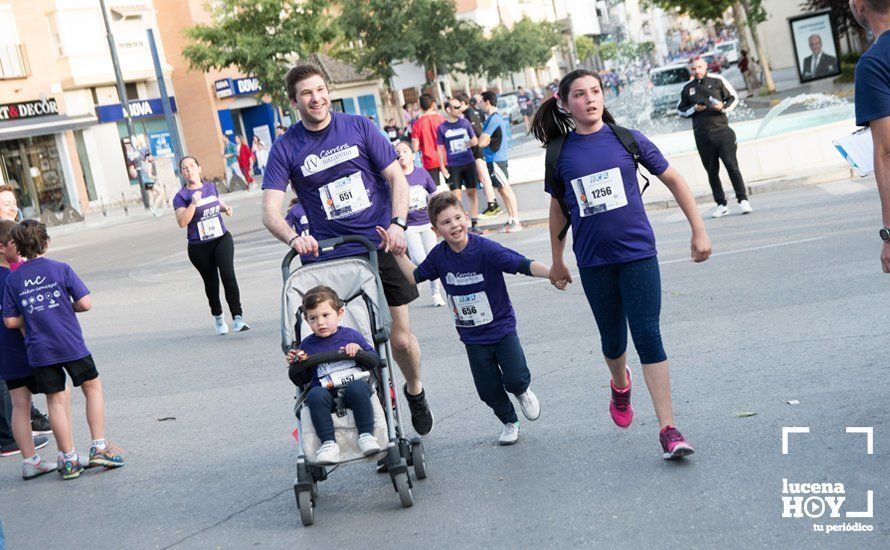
left=649, top=64, right=691, bottom=117
left=716, top=39, right=739, bottom=65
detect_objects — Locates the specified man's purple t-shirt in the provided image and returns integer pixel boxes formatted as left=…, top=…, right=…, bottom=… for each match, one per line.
left=435, top=118, right=476, bottom=167
left=285, top=202, right=315, bottom=265
left=263, top=112, right=398, bottom=260
left=414, top=234, right=526, bottom=345
left=546, top=125, right=669, bottom=268
left=298, top=326, right=374, bottom=388
left=0, top=266, right=30, bottom=380
left=2, top=257, right=90, bottom=367
left=172, top=181, right=228, bottom=244
left=405, top=167, right=437, bottom=226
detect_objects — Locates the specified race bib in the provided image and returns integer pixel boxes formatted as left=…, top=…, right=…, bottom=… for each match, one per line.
left=197, top=217, right=224, bottom=241
left=408, top=186, right=429, bottom=213
left=320, top=367, right=369, bottom=390
left=449, top=292, right=493, bottom=328
left=319, top=172, right=372, bottom=220
left=449, top=139, right=468, bottom=154
left=571, top=167, right=628, bottom=217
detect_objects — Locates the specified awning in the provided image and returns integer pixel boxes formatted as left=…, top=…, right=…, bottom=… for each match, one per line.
left=110, top=4, right=151, bottom=18
left=0, top=114, right=98, bottom=141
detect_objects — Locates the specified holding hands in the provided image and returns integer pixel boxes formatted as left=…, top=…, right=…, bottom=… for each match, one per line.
left=375, top=225, right=407, bottom=255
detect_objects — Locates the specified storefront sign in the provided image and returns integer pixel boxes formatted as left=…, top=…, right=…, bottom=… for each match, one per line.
left=149, top=131, right=173, bottom=157
left=0, top=98, right=59, bottom=121
left=95, top=97, right=178, bottom=123
left=214, top=77, right=262, bottom=98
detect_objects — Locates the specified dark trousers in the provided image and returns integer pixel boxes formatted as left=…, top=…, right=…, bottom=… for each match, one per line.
left=579, top=256, right=667, bottom=365
left=0, top=382, right=13, bottom=446
left=695, top=129, right=747, bottom=206
left=464, top=333, right=531, bottom=424
left=187, top=232, right=242, bottom=317
left=306, top=381, right=375, bottom=442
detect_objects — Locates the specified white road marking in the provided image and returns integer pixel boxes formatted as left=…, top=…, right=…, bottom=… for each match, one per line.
left=818, top=181, right=869, bottom=196
left=658, top=237, right=824, bottom=265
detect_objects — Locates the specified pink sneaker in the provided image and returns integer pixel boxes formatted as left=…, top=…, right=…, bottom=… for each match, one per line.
left=660, top=425, right=695, bottom=460
left=609, top=368, right=633, bottom=428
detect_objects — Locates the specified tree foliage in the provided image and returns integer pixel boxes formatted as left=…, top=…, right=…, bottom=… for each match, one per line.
left=646, top=0, right=765, bottom=25
left=598, top=40, right=654, bottom=63
left=182, top=0, right=338, bottom=108
left=337, top=0, right=416, bottom=84
left=575, top=35, right=598, bottom=63
left=800, top=0, right=859, bottom=36
left=478, top=17, right=561, bottom=80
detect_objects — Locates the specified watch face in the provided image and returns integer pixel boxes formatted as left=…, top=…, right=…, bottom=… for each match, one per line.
left=881, top=228, right=890, bottom=242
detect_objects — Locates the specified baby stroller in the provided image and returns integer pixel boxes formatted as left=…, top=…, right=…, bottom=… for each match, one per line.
left=281, top=235, right=428, bottom=526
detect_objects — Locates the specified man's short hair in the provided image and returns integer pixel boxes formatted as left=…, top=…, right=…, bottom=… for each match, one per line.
left=454, top=92, right=470, bottom=105
left=427, top=191, right=465, bottom=227
left=285, top=64, right=327, bottom=103
left=481, top=91, right=497, bottom=106
left=864, top=0, right=890, bottom=13
left=0, top=185, right=14, bottom=195
left=419, top=93, right=436, bottom=111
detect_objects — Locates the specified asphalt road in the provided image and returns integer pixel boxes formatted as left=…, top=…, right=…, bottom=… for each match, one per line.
left=1, top=180, right=888, bottom=549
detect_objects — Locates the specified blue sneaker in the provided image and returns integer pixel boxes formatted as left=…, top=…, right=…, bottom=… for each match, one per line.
left=89, top=443, right=125, bottom=468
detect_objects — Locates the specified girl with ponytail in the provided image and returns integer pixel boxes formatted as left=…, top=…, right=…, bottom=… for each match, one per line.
left=533, top=69, right=712, bottom=460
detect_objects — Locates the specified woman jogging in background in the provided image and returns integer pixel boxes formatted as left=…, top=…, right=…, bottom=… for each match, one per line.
left=173, top=156, right=249, bottom=336
left=531, top=69, right=712, bottom=460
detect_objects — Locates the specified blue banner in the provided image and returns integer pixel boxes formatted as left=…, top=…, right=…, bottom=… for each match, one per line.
left=95, top=97, right=178, bottom=123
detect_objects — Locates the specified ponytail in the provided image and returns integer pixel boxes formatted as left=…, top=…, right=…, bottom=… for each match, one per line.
left=531, top=70, right=618, bottom=147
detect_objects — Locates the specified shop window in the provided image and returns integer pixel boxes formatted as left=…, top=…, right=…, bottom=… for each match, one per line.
left=125, top=82, right=139, bottom=100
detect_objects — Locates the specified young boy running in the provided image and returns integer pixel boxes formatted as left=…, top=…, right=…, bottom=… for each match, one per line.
left=378, top=192, right=563, bottom=444
left=2, top=221, right=124, bottom=478
left=436, top=98, right=482, bottom=233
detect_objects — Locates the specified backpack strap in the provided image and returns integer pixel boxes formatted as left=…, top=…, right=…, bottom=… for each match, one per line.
left=607, top=123, right=650, bottom=195
left=544, top=134, right=571, bottom=241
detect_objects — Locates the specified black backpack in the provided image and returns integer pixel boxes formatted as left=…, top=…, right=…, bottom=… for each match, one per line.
left=545, top=123, right=650, bottom=241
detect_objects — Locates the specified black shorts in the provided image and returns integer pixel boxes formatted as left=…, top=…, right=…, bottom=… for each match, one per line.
left=471, top=146, right=484, bottom=161
left=5, top=376, right=34, bottom=391
left=425, top=167, right=442, bottom=187
left=356, top=250, right=419, bottom=307
left=447, top=163, right=477, bottom=191
left=487, top=161, right=510, bottom=188
left=28, top=355, right=99, bottom=394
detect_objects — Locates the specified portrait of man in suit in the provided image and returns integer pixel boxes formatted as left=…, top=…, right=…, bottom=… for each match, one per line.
left=802, top=34, right=838, bottom=79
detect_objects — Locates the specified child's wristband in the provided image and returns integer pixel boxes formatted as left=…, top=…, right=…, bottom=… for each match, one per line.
left=287, top=235, right=299, bottom=247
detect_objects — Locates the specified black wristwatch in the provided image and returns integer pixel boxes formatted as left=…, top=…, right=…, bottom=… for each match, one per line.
left=880, top=227, right=890, bottom=242
left=390, top=216, right=407, bottom=230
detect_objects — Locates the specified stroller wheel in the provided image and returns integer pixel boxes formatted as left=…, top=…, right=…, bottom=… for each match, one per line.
left=296, top=488, right=314, bottom=526
left=410, top=440, right=427, bottom=480
left=393, top=471, right=414, bottom=508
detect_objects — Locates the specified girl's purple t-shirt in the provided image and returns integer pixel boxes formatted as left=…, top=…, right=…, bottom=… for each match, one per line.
left=546, top=126, right=669, bottom=268
left=262, top=112, right=399, bottom=260
left=172, top=181, right=228, bottom=244
left=2, top=257, right=90, bottom=367
left=435, top=118, right=476, bottom=167
left=414, top=234, right=526, bottom=345
left=298, top=326, right=374, bottom=388
left=0, top=266, right=30, bottom=380
left=405, top=167, right=437, bottom=227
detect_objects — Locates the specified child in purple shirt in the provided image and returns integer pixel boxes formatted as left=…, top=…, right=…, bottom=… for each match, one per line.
left=2, top=221, right=124, bottom=479
left=286, top=286, right=381, bottom=464
left=379, top=192, right=562, bottom=445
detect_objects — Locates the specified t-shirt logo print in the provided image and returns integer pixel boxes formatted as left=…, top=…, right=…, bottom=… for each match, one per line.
left=300, top=145, right=360, bottom=177
left=24, top=276, right=46, bottom=287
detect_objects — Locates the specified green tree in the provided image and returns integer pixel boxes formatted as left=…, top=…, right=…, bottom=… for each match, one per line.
left=182, top=0, right=339, bottom=110
left=477, top=17, right=561, bottom=80
left=575, top=35, right=598, bottom=64
left=336, top=0, right=416, bottom=85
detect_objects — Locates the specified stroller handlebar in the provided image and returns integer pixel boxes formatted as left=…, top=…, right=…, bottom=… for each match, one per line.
left=281, top=235, right=380, bottom=280
left=289, top=349, right=380, bottom=373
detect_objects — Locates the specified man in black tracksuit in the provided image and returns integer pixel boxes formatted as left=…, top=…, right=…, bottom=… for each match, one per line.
left=677, top=57, right=752, bottom=217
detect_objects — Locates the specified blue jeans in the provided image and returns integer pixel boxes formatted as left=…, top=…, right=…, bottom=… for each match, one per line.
left=579, top=256, right=667, bottom=365
left=306, top=381, right=375, bottom=442
left=464, top=333, right=531, bottom=424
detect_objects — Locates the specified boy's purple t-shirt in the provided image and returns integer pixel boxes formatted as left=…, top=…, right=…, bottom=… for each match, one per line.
left=2, top=257, right=90, bottom=367
left=405, top=167, right=437, bottom=226
left=546, top=126, right=669, bottom=268
left=172, top=181, right=228, bottom=244
left=262, top=112, right=399, bottom=260
left=0, top=266, right=31, bottom=380
left=435, top=118, right=476, bottom=166
left=414, top=234, right=525, bottom=345
left=298, top=326, right=374, bottom=388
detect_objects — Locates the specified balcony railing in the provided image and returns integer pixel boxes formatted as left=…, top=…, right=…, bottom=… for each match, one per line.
left=0, top=43, right=30, bottom=80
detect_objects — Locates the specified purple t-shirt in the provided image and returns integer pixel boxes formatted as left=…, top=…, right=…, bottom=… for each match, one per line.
left=263, top=112, right=399, bottom=260
left=436, top=118, right=476, bottom=167
left=2, top=257, right=90, bottom=367
left=172, top=181, right=228, bottom=244
left=285, top=202, right=315, bottom=265
left=405, top=167, right=437, bottom=226
left=298, top=326, right=374, bottom=388
left=414, top=234, right=526, bottom=345
left=0, top=266, right=30, bottom=380
left=546, top=126, right=669, bottom=268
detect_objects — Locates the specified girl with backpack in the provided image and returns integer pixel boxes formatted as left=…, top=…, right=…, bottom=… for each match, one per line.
left=531, top=69, right=712, bottom=460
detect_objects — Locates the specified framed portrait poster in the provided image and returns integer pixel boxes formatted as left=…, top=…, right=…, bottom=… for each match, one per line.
left=789, top=9, right=842, bottom=83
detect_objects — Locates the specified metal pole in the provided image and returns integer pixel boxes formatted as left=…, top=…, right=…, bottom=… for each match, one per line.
left=146, top=28, right=185, bottom=186
left=99, top=0, right=149, bottom=209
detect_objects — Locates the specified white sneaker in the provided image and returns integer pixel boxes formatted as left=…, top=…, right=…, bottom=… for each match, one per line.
left=431, top=294, right=446, bottom=308
left=498, top=422, right=520, bottom=445
left=739, top=200, right=753, bottom=214
left=214, top=315, right=229, bottom=335
left=517, top=389, right=540, bottom=421
left=358, top=433, right=382, bottom=456
left=314, top=440, right=340, bottom=464
left=710, top=205, right=729, bottom=218
left=23, top=457, right=55, bottom=480
left=232, top=315, right=250, bottom=332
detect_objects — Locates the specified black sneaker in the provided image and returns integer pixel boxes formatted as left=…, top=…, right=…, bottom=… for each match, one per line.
left=480, top=201, right=502, bottom=217
left=402, top=383, right=434, bottom=436
left=1, top=436, right=49, bottom=457
left=31, top=409, right=52, bottom=435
